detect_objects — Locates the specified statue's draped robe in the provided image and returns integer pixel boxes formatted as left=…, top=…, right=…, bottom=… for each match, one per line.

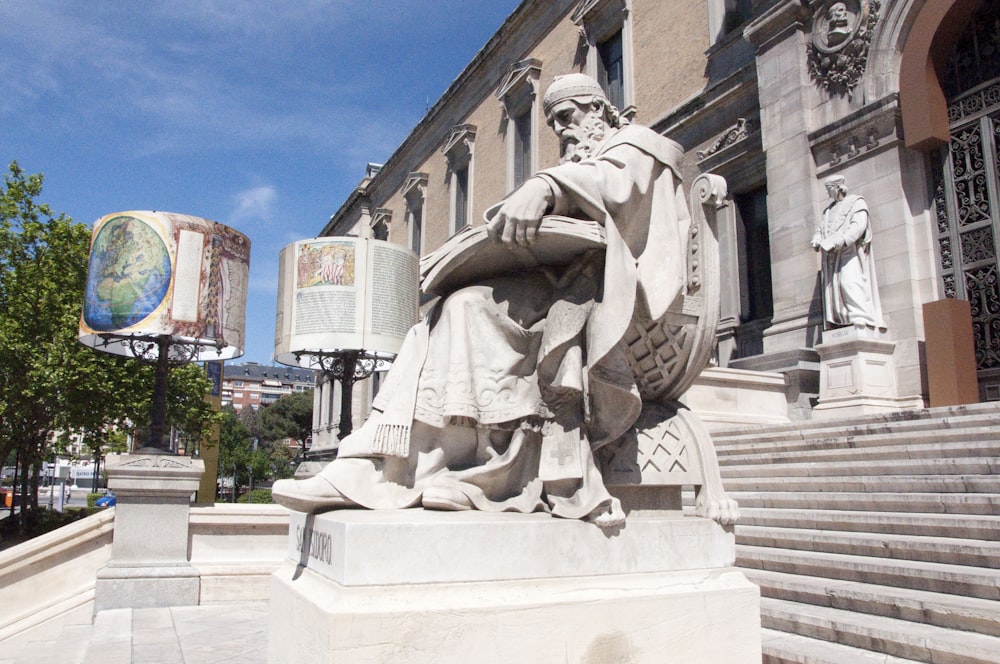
left=323, top=125, right=690, bottom=519
left=817, top=194, right=884, bottom=329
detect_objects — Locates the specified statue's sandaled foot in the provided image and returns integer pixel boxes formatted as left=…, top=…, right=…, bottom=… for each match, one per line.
left=422, top=485, right=473, bottom=511
left=587, top=496, right=625, bottom=529
left=272, top=476, right=358, bottom=513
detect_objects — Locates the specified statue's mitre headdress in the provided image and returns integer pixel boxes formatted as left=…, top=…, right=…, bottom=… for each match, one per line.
left=543, top=74, right=608, bottom=115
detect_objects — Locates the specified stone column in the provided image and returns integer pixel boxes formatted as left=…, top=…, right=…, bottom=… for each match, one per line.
left=745, top=2, right=824, bottom=357
left=94, top=455, right=204, bottom=611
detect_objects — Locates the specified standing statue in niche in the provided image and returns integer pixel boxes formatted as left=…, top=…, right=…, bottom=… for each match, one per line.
left=811, top=174, right=885, bottom=330
left=273, top=74, right=735, bottom=528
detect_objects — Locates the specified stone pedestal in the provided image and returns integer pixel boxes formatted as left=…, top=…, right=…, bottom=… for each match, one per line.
left=94, top=454, right=204, bottom=612
left=813, top=327, right=924, bottom=419
left=268, top=510, right=761, bottom=663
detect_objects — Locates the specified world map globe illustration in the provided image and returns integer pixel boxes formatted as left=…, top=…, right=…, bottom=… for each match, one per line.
left=83, top=215, right=172, bottom=331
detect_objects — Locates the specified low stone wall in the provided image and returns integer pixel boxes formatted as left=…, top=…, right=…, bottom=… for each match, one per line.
left=0, top=503, right=290, bottom=641
left=0, top=509, right=114, bottom=641
left=188, top=503, right=289, bottom=603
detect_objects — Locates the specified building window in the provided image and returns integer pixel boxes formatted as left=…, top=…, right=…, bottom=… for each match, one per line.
left=454, top=167, right=469, bottom=231
left=734, top=188, right=772, bottom=322
left=597, top=30, right=624, bottom=112
left=403, top=172, right=428, bottom=255
left=442, top=124, right=476, bottom=234
left=573, top=0, right=634, bottom=118
left=708, top=0, right=753, bottom=43
left=497, top=59, right=541, bottom=192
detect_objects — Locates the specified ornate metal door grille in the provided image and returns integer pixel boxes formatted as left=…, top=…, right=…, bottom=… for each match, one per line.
left=933, top=78, right=1000, bottom=387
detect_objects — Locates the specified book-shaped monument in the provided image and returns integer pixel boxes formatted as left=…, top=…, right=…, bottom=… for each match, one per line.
left=420, top=214, right=606, bottom=297
left=274, top=237, right=420, bottom=366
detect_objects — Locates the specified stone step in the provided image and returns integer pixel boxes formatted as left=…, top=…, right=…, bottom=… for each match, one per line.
left=738, top=545, right=1000, bottom=600
left=747, top=568, right=1000, bottom=637
left=738, top=524, right=1000, bottom=568
left=738, top=508, right=1000, bottom=540
left=760, top=627, right=922, bottom=664
left=715, top=415, right=1000, bottom=448
left=712, top=402, right=1000, bottom=445
left=720, top=491, right=1000, bottom=515
left=720, top=474, right=1000, bottom=494
left=718, top=436, right=1000, bottom=466
left=760, top=596, right=1000, bottom=663
left=721, top=456, right=1000, bottom=479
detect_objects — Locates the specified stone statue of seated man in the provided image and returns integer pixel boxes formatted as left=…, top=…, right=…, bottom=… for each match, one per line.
left=272, top=74, right=712, bottom=529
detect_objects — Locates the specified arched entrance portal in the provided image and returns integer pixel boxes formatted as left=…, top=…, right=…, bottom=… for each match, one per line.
left=928, top=1, right=1000, bottom=398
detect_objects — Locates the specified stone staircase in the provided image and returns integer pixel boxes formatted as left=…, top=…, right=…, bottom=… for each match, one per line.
left=709, top=401, right=1000, bottom=663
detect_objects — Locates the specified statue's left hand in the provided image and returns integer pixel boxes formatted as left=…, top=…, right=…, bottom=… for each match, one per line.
left=487, top=177, right=552, bottom=247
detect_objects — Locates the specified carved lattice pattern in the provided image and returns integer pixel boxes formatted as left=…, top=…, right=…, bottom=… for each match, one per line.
left=622, top=315, right=694, bottom=400
left=966, top=265, right=1000, bottom=369
left=937, top=52, right=1000, bottom=373
left=961, top=227, right=997, bottom=264
left=951, top=127, right=991, bottom=228
left=939, top=237, right=954, bottom=271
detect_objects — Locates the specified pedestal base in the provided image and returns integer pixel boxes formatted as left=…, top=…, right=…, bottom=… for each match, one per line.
left=95, top=563, right=200, bottom=612
left=268, top=510, right=761, bottom=663
left=813, top=327, right=924, bottom=419
left=94, top=454, right=204, bottom=612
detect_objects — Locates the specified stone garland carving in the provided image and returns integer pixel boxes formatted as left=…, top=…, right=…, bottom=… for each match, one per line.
left=806, top=0, right=880, bottom=98
left=696, top=118, right=752, bottom=161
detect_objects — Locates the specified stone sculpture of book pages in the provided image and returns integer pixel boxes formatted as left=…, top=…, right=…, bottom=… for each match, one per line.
left=420, top=214, right=606, bottom=297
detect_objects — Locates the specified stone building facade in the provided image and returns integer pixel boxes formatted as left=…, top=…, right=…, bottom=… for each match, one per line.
left=317, top=0, right=1000, bottom=438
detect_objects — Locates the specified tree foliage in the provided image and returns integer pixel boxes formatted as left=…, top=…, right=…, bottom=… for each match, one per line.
left=0, top=162, right=216, bottom=530
left=218, top=405, right=295, bottom=500
left=259, top=389, right=314, bottom=446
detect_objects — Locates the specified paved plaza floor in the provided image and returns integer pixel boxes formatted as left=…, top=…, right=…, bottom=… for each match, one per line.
left=1, top=602, right=268, bottom=664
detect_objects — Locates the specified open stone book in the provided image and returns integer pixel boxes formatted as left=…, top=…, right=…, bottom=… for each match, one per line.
left=419, top=215, right=606, bottom=297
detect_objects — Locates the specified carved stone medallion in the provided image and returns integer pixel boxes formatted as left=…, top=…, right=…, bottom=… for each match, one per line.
left=807, top=0, right=880, bottom=98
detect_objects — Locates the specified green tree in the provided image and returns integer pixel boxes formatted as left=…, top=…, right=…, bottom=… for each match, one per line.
left=259, top=389, right=314, bottom=446
left=0, top=162, right=217, bottom=531
left=218, top=406, right=272, bottom=500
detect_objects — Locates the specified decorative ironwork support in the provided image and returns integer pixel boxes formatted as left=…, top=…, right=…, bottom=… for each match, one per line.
left=293, top=349, right=390, bottom=441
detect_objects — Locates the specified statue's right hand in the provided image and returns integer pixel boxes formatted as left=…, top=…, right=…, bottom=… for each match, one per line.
left=487, top=178, right=552, bottom=247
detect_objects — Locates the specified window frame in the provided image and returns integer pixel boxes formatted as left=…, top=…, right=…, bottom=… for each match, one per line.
left=442, top=124, right=477, bottom=235
left=572, top=0, right=635, bottom=119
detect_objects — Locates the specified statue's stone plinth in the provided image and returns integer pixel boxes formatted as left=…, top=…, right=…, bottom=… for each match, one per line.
left=94, top=454, right=204, bottom=611
left=812, top=326, right=924, bottom=419
left=268, top=510, right=760, bottom=663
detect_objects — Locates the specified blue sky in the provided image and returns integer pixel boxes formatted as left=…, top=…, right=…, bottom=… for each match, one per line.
left=2, top=0, right=521, bottom=365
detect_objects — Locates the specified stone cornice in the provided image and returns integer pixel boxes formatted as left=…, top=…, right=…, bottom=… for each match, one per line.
left=332, top=0, right=574, bottom=227
left=744, top=0, right=810, bottom=53
left=808, top=93, right=901, bottom=176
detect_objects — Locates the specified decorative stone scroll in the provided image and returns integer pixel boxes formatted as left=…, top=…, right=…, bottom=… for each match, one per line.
left=806, top=0, right=880, bottom=98
left=696, top=118, right=753, bottom=162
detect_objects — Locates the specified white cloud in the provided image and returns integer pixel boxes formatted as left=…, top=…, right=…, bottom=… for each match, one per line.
left=229, top=185, right=276, bottom=227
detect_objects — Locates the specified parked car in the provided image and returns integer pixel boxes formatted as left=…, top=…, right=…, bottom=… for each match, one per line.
left=95, top=492, right=116, bottom=507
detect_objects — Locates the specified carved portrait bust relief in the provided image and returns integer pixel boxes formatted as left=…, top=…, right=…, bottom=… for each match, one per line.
left=811, top=0, right=869, bottom=53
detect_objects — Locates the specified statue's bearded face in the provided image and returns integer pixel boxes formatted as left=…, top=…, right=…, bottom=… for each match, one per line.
left=547, top=99, right=609, bottom=164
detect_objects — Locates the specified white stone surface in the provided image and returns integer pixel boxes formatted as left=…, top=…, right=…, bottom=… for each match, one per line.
left=813, top=326, right=924, bottom=418
left=94, top=455, right=205, bottom=611
left=284, top=509, right=734, bottom=586
left=269, top=510, right=760, bottom=663
left=684, top=366, right=791, bottom=429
